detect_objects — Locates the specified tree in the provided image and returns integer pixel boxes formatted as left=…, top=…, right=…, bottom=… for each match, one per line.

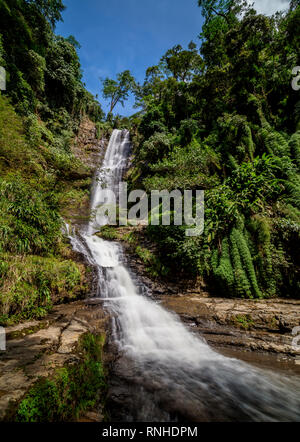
left=127, top=2, right=300, bottom=298
left=101, top=70, right=136, bottom=114
left=26, top=0, right=65, bottom=27
left=290, top=0, right=300, bottom=10
left=198, top=0, right=234, bottom=22
left=198, top=0, right=249, bottom=23
left=65, top=35, right=81, bottom=50
left=160, top=43, right=203, bottom=82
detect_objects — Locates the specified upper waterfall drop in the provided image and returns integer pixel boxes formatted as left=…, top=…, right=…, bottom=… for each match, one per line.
left=88, top=129, right=131, bottom=236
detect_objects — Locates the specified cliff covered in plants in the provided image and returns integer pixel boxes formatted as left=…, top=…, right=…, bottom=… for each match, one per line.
left=0, top=0, right=104, bottom=325
left=126, top=1, right=300, bottom=299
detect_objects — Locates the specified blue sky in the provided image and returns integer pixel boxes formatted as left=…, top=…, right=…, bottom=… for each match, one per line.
left=56, top=0, right=204, bottom=116
left=56, top=0, right=290, bottom=117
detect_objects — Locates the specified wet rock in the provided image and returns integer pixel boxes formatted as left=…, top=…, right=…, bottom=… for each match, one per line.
left=57, top=320, right=89, bottom=354
left=160, top=294, right=300, bottom=358
left=0, top=300, right=110, bottom=421
left=72, top=118, right=106, bottom=172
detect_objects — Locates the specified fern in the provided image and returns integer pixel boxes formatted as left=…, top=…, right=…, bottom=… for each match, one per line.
left=228, top=154, right=238, bottom=170
left=232, top=228, right=262, bottom=298
left=243, top=124, right=255, bottom=161
left=289, top=130, right=300, bottom=171
left=229, top=229, right=252, bottom=298
left=248, top=216, right=275, bottom=295
left=284, top=179, right=300, bottom=210
left=259, top=120, right=290, bottom=157
left=215, top=237, right=235, bottom=291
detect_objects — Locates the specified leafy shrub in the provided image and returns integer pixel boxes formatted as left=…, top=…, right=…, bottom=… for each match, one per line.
left=0, top=177, right=62, bottom=255
left=0, top=255, right=87, bottom=325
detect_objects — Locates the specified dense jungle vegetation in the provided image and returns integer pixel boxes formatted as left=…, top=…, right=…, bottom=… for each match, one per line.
left=125, top=0, right=300, bottom=299
left=0, top=0, right=104, bottom=325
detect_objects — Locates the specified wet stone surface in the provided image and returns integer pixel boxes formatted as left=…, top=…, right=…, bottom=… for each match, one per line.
left=0, top=301, right=109, bottom=421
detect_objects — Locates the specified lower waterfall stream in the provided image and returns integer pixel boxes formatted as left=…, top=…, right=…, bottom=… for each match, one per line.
left=70, top=129, right=300, bottom=422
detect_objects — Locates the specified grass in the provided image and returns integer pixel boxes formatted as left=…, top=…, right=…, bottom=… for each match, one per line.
left=233, top=314, right=255, bottom=330
left=0, top=254, right=88, bottom=326
left=97, top=226, right=119, bottom=241
left=135, top=245, right=169, bottom=278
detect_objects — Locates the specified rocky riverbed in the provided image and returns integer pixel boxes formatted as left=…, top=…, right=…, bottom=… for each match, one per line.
left=0, top=299, right=110, bottom=421
left=160, top=295, right=300, bottom=362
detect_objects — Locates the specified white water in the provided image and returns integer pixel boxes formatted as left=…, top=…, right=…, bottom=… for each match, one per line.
left=88, top=129, right=130, bottom=235
left=71, top=129, right=300, bottom=422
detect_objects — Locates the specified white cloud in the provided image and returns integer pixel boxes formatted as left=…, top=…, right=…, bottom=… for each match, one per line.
left=250, top=0, right=290, bottom=16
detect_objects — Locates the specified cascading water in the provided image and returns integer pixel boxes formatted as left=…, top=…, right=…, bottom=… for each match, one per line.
left=88, top=129, right=131, bottom=236
left=70, top=129, right=300, bottom=422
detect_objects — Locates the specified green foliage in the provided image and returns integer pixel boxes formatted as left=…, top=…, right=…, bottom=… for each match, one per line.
left=98, top=226, right=118, bottom=241
left=0, top=34, right=5, bottom=66
left=211, top=237, right=235, bottom=294
left=135, top=246, right=169, bottom=278
left=143, top=138, right=220, bottom=191
left=45, top=36, right=83, bottom=113
left=160, top=43, right=203, bottom=82
left=232, top=228, right=262, bottom=298
left=289, top=130, right=300, bottom=170
left=15, top=333, right=106, bottom=422
left=229, top=228, right=252, bottom=298
left=139, top=131, right=172, bottom=165
left=0, top=0, right=102, bottom=120
left=102, top=70, right=136, bottom=114
left=26, top=0, right=66, bottom=28
left=27, top=50, right=46, bottom=94
left=0, top=254, right=86, bottom=325
left=128, top=3, right=300, bottom=298
left=146, top=223, right=202, bottom=276
left=0, top=0, right=105, bottom=327
left=233, top=314, right=255, bottom=330
left=95, top=121, right=113, bottom=139
left=0, top=176, right=62, bottom=255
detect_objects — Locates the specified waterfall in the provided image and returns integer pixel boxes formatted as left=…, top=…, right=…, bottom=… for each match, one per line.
left=88, top=129, right=130, bottom=235
left=70, top=129, right=300, bottom=422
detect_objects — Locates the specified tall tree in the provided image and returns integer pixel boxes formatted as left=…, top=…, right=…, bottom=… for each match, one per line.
left=160, top=42, right=203, bottom=82
left=101, top=70, right=136, bottom=114
left=198, top=0, right=248, bottom=23
left=26, top=0, right=65, bottom=27
left=198, top=0, right=234, bottom=22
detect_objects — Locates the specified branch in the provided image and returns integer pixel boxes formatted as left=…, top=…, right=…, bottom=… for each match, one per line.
left=211, top=6, right=230, bottom=23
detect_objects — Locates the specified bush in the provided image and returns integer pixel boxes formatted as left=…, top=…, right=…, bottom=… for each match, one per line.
left=0, top=254, right=87, bottom=325
left=0, top=177, right=62, bottom=255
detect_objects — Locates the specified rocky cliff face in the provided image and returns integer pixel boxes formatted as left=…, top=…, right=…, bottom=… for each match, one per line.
left=72, top=118, right=106, bottom=172
left=61, top=118, right=108, bottom=225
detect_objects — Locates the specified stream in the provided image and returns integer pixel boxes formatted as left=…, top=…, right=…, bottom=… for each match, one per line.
left=70, top=129, right=300, bottom=422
